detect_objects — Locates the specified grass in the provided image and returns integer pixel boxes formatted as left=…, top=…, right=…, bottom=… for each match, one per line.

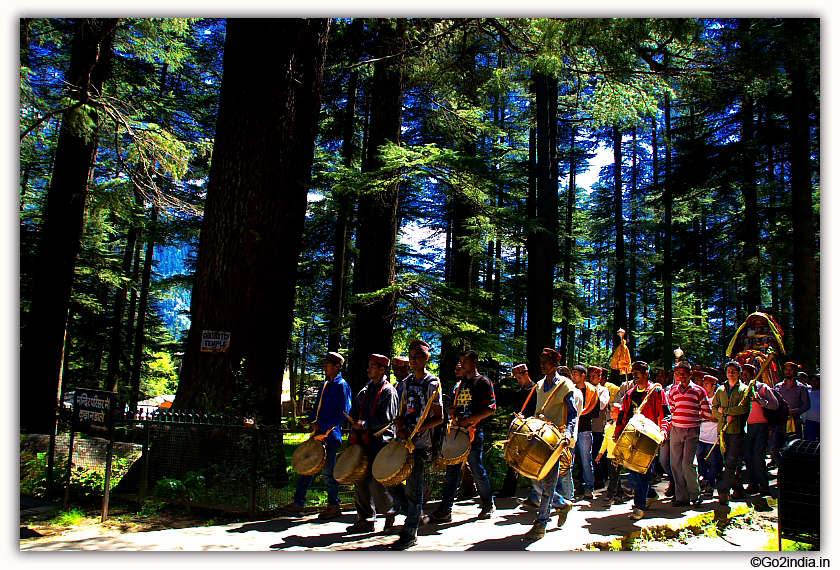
left=52, top=508, right=90, bottom=527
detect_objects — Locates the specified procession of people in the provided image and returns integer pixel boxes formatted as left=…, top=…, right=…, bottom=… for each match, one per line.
left=276, top=311, right=816, bottom=550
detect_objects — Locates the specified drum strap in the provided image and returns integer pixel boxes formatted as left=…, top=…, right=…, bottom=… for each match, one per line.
left=312, top=379, right=336, bottom=440
left=520, top=385, right=537, bottom=415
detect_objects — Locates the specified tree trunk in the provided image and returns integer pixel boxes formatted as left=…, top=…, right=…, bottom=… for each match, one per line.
left=661, top=94, right=674, bottom=370
left=612, top=126, right=627, bottom=354
left=20, top=18, right=119, bottom=433
left=628, top=127, right=638, bottom=356
left=346, top=19, right=405, bottom=393
left=129, top=206, right=158, bottom=408
left=176, top=18, right=330, bottom=419
left=561, top=127, right=576, bottom=363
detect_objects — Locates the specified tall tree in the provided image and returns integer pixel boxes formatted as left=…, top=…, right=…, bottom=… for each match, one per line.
left=175, top=18, right=330, bottom=418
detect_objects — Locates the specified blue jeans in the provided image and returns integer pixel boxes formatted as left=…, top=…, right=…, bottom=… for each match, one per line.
left=742, top=423, right=770, bottom=488
left=804, top=421, right=819, bottom=442
left=439, top=429, right=494, bottom=512
left=696, top=441, right=722, bottom=487
left=293, top=438, right=341, bottom=507
left=386, top=451, right=427, bottom=536
left=628, top=463, right=656, bottom=511
left=576, top=431, right=595, bottom=492
left=533, top=461, right=567, bottom=526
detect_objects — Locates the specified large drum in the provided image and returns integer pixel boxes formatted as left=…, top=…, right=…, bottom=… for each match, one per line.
left=613, top=413, right=665, bottom=474
left=292, top=437, right=326, bottom=476
left=504, top=415, right=567, bottom=481
left=440, top=426, right=471, bottom=465
left=334, top=444, right=370, bottom=485
left=372, top=439, right=414, bottom=486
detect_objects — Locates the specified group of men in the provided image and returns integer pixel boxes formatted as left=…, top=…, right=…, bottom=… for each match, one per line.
left=276, top=342, right=816, bottom=549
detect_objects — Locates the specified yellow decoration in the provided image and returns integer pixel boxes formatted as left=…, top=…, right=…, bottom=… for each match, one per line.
left=610, top=339, right=633, bottom=375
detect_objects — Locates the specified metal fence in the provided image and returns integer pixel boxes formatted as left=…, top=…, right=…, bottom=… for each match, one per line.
left=20, top=411, right=522, bottom=519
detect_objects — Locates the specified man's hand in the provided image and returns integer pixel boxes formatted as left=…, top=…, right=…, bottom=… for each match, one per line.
left=310, top=421, right=320, bottom=432
left=397, top=426, right=411, bottom=440
left=596, top=452, right=603, bottom=462
left=353, top=419, right=365, bottom=431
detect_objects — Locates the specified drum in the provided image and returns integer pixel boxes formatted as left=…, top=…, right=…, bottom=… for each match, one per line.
left=613, top=413, right=665, bottom=474
left=291, top=437, right=327, bottom=476
left=372, top=439, right=414, bottom=486
left=440, top=426, right=471, bottom=465
left=334, top=444, right=370, bottom=485
left=503, top=415, right=567, bottom=481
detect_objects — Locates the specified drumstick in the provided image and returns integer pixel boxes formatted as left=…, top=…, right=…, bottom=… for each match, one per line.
left=373, top=420, right=396, bottom=438
left=344, top=412, right=355, bottom=423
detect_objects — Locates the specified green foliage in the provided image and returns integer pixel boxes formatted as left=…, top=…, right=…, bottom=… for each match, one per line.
left=153, top=468, right=207, bottom=501
left=53, top=508, right=89, bottom=527
left=142, top=351, right=179, bottom=397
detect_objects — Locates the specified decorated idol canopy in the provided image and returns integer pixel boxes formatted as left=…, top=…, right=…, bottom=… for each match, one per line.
left=726, top=311, right=786, bottom=386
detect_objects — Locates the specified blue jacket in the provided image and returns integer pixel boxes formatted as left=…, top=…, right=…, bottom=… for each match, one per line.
left=308, top=373, right=352, bottom=444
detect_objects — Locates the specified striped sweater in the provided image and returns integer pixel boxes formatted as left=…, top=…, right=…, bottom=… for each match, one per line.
left=666, top=381, right=713, bottom=429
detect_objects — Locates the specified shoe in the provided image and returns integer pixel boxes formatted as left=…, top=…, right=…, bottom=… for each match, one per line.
left=731, top=487, right=745, bottom=500
left=318, top=505, right=342, bottom=520
left=744, top=485, right=760, bottom=495
left=555, top=503, right=573, bottom=528
left=718, top=491, right=729, bottom=506
left=428, top=510, right=452, bottom=523
left=629, top=508, right=645, bottom=521
left=526, top=523, right=546, bottom=540
left=517, top=497, right=540, bottom=509
left=623, top=485, right=635, bottom=496
left=278, top=503, right=304, bottom=516
left=652, top=474, right=663, bottom=484
left=602, top=491, right=615, bottom=502
left=383, top=511, right=398, bottom=534
left=691, top=495, right=703, bottom=506
left=419, top=515, right=429, bottom=527
left=671, top=500, right=689, bottom=507
left=646, top=494, right=658, bottom=509
left=664, top=483, right=675, bottom=498
left=478, top=502, right=495, bottom=520
left=584, top=490, right=594, bottom=500
left=346, top=520, right=374, bottom=534
left=703, top=483, right=714, bottom=496
left=390, top=531, right=417, bottom=550
left=612, top=495, right=626, bottom=505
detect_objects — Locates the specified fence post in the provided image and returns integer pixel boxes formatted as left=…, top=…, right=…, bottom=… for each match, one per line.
left=140, top=417, right=150, bottom=498
left=249, top=427, right=258, bottom=520
left=62, top=429, right=75, bottom=510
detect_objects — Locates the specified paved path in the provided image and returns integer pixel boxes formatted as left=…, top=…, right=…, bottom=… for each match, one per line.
left=20, top=480, right=775, bottom=551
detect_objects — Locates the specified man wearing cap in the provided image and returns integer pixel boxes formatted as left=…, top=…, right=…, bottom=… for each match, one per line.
left=280, top=351, right=352, bottom=519
left=667, top=361, right=713, bottom=507
left=570, top=364, right=600, bottom=500
left=387, top=339, right=444, bottom=550
left=712, top=361, right=751, bottom=506
left=589, top=365, right=617, bottom=488
left=524, top=348, right=578, bottom=540
left=392, top=356, right=411, bottom=386
left=429, top=349, right=497, bottom=523
left=614, top=361, right=671, bottom=521
left=345, top=354, right=400, bottom=534
left=501, top=364, right=539, bottom=501
left=739, top=362, right=778, bottom=495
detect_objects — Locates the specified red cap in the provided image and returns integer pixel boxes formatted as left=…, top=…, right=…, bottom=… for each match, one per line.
left=393, top=356, right=409, bottom=366
left=409, top=339, right=431, bottom=355
left=541, top=348, right=560, bottom=364
left=370, top=354, right=390, bottom=366
left=325, top=352, right=345, bottom=366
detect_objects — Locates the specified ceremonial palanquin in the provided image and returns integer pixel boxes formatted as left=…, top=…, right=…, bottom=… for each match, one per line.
left=726, top=311, right=786, bottom=386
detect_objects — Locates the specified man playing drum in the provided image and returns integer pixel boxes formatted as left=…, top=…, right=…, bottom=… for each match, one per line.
left=280, top=351, right=352, bottom=520
left=614, top=361, right=671, bottom=521
left=386, top=339, right=444, bottom=550
left=345, top=354, right=400, bottom=534
left=667, top=360, right=713, bottom=507
left=429, top=350, right=497, bottom=523
left=525, top=348, right=578, bottom=540
left=502, top=364, right=539, bottom=502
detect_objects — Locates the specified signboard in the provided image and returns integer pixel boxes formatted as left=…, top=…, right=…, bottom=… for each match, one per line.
left=72, top=389, right=117, bottom=437
left=201, top=330, right=231, bottom=352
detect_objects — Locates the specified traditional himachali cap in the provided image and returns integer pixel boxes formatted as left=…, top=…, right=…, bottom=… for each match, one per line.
left=702, top=374, right=718, bottom=384
left=587, top=365, right=604, bottom=375
left=675, top=360, right=692, bottom=370
left=541, top=348, right=560, bottom=364
left=742, top=363, right=756, bottom=372
left=325, top=352, right=345, bottom=366
left=409, top=339, right=431, bottom=355
left=370, top=354, right=390, bottom=366
left=785, top=361, right=802, bottom=370
left=393, top=356, right=409, bottom=366
left=631, top=361, right=649, bottom=373
left=512, top=363, right=528, bottom=375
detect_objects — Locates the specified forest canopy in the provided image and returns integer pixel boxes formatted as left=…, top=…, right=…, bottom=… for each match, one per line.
left=19, top=18, right=819, bottom=428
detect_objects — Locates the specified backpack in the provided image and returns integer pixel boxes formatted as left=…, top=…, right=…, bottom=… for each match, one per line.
left=763, top=386, right=790, bottom=427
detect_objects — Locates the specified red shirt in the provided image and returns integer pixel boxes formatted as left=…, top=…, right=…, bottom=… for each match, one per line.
left=667, top=381, right=713, bottom=429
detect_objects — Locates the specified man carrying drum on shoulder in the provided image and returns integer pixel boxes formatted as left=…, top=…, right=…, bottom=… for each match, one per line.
left=429, top=350, right=497, bottom=523
left=524, top=348, right=578, bottom=540
left=345, top=354, right=400, bottom=534
left=614, top=361, right=671, bottom=521
left=280, top=351, right=352, bottom=520
left=386, top=339, right=444, bottom=551
left=501, top=364, right=539, bottom=502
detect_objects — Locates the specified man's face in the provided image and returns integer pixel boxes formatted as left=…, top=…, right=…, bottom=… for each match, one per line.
left=367, top=361, right=385, bottom=381
left=459, top=354, right=477, bottom=377
left=323, top=360, right=340, bottom=378
left=810, top=376, right=820, bottom=390
left=394, top=364, right=409, bottom=379
left=408, top=347, right=429, bottom=372
left=455, top=361, right=464, bottom=377
left=515, top=371, right=530, bottom=386
left=540, top=355, right=557, bottom=376
left=632, top=369, right=648, bottom=386
left=588, top=370, right=602, bottom=385
left=784, top=364, right=795, bottom=379
left=570, top=370, right=585, bottom=386
left=674, top=367, right=690, bottom=386
left=741, top=368, right=756, bottom=382
left=726, top=366, right=740, bottom=383
left=702, top=380, right=716, bottom=398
